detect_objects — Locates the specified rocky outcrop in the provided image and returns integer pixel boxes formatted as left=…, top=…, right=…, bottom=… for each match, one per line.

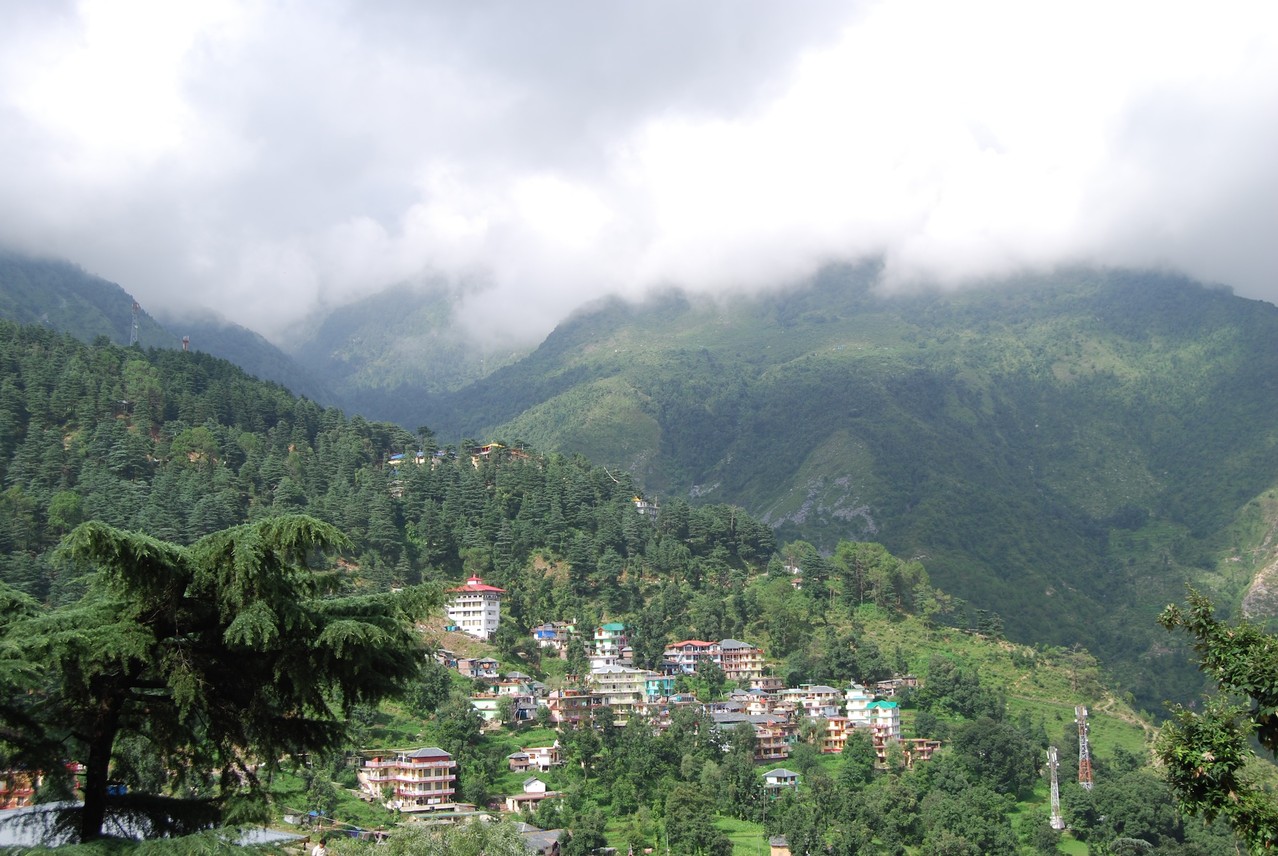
left=1242, top=558, right=1278, bottom=620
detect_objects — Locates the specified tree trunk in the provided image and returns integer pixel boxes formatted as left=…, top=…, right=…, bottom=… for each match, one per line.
left=79, top=708, right=120, bottom=842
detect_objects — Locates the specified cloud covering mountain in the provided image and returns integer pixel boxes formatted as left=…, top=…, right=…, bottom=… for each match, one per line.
left=1, top=0, right=1276, bottom=345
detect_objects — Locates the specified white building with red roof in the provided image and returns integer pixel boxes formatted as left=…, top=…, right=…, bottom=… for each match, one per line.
left=446, top=575, right=506, bottom=639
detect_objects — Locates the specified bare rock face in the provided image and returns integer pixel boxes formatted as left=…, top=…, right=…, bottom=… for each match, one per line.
left=1243, top=559, right=1278, bottom=620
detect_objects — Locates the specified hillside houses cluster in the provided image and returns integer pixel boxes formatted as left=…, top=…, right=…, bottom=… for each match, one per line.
left=357, top=674, right=934, bottom=818
left=409, top=582, right=938, bottom=819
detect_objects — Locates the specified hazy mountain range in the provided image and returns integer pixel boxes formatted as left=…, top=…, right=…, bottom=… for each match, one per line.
left=5, top=250, right=1278, bottom=711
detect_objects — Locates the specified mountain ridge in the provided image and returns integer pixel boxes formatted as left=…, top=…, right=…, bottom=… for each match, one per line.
left=6, top=250, right=1277, bottom=712
left=401, top=264, right=1278, bottom=710
left=0, top=250, right=335, bottom=404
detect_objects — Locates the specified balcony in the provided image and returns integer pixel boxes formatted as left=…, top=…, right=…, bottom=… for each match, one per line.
left=396, top=787, right=456, bottom=799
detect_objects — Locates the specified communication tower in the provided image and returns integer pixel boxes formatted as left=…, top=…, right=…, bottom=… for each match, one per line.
left=1048, top=746, right=1065, bottom=829
left=129, top=301, right=140, bottom=346
left=1076, top=705, right=1094, bottom=790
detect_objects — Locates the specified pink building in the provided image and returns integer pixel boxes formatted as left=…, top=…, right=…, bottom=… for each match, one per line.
left=363, top=747, right=456, bottom=812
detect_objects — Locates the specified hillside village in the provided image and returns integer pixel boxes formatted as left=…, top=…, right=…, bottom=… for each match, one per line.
left=356, top=573, right=933, bottom=823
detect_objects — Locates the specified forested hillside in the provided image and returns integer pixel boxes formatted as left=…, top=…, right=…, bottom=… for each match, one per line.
left=0, top=252, right=174, bottom=347
left=0, top=252, right=331, bottom=404
left=403, top=266, right=1278, bottom=711
left=287, top=281, right=529, bottom=423
left=9, top=257, right=1278, bottom=716
left=0, top=321, right=780, bottom=643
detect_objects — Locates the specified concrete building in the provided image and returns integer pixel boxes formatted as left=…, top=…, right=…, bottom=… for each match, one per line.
left=591, top=622, right=628, bottom=670
left=845, top=683, right=876, bottom=726
left=590, top=664, right=666, bottom=725
left=718, top=639, right=766, bottom=680
left=503, top=777, right=561, bottom=813
left=663, top=640, right=721, bottom=674
left=545, top=689, right=605, bottom=727
left=868, top=700, right=901, bottom=741
left=821, top=716, right=853, bottom=754
left=446, top=575, right=506, bottom=639
left=362, top=747, right=456, bottom=812
left=763, top=768, right=800, bottom=797
left=778, top=684, right=843, bottom=719
left=711, top=712, right=793, bottom=762
left=508, top=743, right=562, bottom=773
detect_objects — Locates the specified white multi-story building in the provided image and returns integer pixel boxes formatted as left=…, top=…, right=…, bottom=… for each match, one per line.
left=446, top=575, right=505, bottom=639
left=845, top=682, right=876, bottom=726
left=663, top=640, right=721, bottom=674
left=778, top=684, right=843, bottom=718
left=589, top=664, right=659, bottom=725
left=867, top=700, right=901, bottom=741
left=591, top=622, right=628, bottom=670
left=763, top=768, right=801, bottom=796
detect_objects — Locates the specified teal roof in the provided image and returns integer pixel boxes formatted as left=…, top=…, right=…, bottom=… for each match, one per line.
left=868, top=700, right=899, bottom=710
left=599, top=622, right=626, bottom=632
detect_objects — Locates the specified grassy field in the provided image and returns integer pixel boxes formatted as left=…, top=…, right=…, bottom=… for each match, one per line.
left=269, top=767, right=398, bottom=835
left=718, top=815, right=769, bottom=856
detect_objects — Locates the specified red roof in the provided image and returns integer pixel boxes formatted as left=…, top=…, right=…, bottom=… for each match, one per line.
left=449, top=574, right=506, bottom=593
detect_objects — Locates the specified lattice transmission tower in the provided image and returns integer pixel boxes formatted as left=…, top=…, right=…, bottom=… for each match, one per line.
left=1075, top=705, right=1094, bottom=790
left=1048, top=746, right=1065, bottom=829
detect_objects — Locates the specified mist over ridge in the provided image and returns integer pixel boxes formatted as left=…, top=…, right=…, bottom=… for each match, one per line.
left=0, top=1, right=1275, bottom=345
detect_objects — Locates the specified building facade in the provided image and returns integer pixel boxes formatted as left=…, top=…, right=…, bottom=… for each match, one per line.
left=446, top=575, right=506, bottom=639
left=719, top=639, right=766, bottom=680
left=591, top=622, right=628, bottom=670
left=663, top=640, right=721, bottom=674
left=363, top=747, right=456, bottom=812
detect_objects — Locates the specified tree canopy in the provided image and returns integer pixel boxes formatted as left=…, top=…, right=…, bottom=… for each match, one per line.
left=2, top=515, right=428, bottom=842
left=1157, top=590, right=1278, bottom=851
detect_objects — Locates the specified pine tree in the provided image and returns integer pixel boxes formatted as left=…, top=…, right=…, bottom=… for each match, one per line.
left=4, top=515, right=427, bottom=842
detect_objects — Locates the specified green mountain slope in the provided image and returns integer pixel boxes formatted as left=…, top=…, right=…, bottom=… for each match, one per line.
left=0, top=251, right=175, bottom=347
left=161, top=310, right=336, bottom=404
left=0, top=251, right=332, bottom=403
left=286, top=281, right=531, bottom=424
left=410, top=265, right=1278, bottom=710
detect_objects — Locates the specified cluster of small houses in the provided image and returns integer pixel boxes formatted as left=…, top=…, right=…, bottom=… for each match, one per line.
left=349, top=575, right=941, bottom=822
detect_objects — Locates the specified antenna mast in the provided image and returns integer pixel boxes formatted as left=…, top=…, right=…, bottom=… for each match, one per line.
left=1075, top=705, right=1094, bottom=790
left=129, top=301, right=140, bottom=346
left=1048, top=746, right=1064, bottom=829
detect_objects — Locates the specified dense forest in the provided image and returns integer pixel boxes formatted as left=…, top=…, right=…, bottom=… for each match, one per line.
left=0, top=319, right=955, bottom=684
left=0, top=320, right=775, bottom=630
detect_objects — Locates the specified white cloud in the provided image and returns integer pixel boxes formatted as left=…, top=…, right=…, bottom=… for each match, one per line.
left=0, top=0, right=1275, bottom=344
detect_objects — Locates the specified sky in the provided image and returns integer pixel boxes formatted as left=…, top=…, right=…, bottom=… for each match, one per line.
left=1, top=0, right=1277, bottom=346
